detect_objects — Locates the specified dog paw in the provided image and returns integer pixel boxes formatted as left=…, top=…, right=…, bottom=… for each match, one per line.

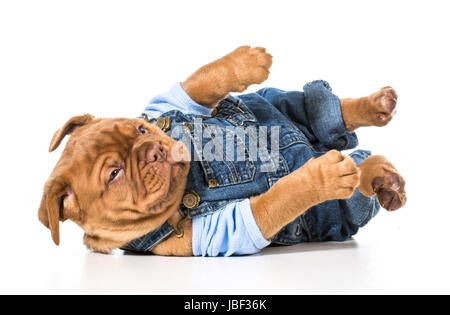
left=224, top=46, right=273, bottom=92
left=367, top=87, right=398, bottom=126
left=372, top=171, right=406, bottom=211
left=306, top=150, right=360, bottom=201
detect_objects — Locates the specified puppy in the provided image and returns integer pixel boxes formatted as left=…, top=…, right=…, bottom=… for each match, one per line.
left=38, top=46, right=406, bottom=256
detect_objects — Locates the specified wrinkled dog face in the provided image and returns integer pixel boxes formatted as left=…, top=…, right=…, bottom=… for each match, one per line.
left=38, top=115, right=190, bottom=253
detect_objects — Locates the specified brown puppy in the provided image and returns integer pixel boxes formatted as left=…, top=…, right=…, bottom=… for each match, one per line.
left=38, top=46, right=406, bottom=255
left=39, top=117, right=191, bottom=253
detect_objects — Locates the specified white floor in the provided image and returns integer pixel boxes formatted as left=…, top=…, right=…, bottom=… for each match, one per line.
left=2, top=209, right=449, bottom=295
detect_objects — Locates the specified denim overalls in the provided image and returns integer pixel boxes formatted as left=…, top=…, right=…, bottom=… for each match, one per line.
left=123, top=80, right=380, bottom=252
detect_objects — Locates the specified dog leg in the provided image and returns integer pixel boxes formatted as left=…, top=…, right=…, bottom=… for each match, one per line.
left=250, top=150, right=360, bottom=240
left=151, top=211, right=193, bottom=256
left=357, top=155, right=406, bottom=211
left=182, top=46, right=273, bottom=108
left=340, top=87, right=398, bottom=131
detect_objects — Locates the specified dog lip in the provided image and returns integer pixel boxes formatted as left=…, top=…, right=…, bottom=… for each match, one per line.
left=131, top=140, right=189, bottom=206
left=137, top=156, right=173, bottom=190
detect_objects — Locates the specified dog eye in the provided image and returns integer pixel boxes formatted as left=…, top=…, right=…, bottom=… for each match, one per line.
left=138, top=126, right=148, bottom=134
left=109, top=169, right=121, bottom=182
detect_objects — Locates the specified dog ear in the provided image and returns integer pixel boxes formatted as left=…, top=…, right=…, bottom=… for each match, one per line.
left=49, top=114, right=95, bottom=152
left=38, top=177, right=79, bottom=245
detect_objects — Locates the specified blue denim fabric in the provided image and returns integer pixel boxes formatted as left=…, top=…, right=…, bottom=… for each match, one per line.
left=124, top=80, right=380, bottom=252
left=121, top=222, right=174, bottom=252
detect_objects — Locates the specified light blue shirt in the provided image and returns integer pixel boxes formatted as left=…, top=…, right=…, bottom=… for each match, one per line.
left=144, top=83, right=270, bottom=256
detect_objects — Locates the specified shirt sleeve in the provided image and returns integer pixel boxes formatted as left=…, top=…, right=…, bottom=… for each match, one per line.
left=143, top=82, right=213, bottom=119
left=192, top=198, right=271, bottom=257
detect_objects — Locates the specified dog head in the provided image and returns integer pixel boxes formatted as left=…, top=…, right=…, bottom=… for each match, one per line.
left=38, top=114, right=190, bottom=253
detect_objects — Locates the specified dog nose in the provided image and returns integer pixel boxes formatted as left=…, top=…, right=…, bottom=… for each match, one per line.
left=147, top=143, right=166, bottom=162
left=140, top=143, right=167, bottom=163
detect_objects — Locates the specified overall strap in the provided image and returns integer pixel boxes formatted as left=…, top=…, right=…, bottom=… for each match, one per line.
left=120, top=222, right=174, bottom=253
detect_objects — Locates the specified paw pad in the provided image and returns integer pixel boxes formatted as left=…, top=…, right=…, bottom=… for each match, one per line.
left=372, top=172, right=406, bottom=211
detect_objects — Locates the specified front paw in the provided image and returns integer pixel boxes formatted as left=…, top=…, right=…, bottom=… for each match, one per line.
left=224, top=46, right=273, bottom=92
left=303, top=150, right=360, bottom=202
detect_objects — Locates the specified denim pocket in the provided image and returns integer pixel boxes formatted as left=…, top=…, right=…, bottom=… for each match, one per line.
left=213, top=97, right=257, bottom=126
left=198, top=123, right=257, bottom=188
left=188, top=98, right=259, bottom=188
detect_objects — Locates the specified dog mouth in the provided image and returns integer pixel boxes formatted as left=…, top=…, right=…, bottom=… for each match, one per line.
left=135, top=141, right=190, bottom=209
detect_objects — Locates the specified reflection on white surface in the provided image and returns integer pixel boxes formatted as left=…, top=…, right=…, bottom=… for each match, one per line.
left=3, top=216, right=449, bottom=295
left=80, top=242, right=363, bottom=294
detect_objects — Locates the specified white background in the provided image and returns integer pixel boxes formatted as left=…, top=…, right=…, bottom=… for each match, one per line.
left=1, top=0, right=449, bottom=294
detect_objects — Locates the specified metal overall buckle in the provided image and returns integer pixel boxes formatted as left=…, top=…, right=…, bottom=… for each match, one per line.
left=140, top=113, right=171, bottom=132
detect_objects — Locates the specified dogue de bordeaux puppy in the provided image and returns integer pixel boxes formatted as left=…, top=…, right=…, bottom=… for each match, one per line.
left=38, top=46, right=406, bottom=256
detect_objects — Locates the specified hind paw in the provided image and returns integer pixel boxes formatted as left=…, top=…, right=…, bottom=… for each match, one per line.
left=373, top=171, right=406, bottom=211
left=368, top=87, right=398, bottom=127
